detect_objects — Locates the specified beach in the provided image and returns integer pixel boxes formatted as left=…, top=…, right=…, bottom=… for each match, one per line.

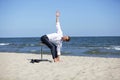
left=0, top=52, right=120, bottom=80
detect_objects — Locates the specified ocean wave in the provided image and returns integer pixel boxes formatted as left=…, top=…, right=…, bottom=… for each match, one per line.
left=114, top=46, right=120, bottom=50
left=0, top=43, right=10, bottom=46
left=105, top=46, right=120, bottom=51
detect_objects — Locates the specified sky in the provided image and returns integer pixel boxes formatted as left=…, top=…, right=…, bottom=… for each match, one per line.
left=0, top=0, right=120, bottom=37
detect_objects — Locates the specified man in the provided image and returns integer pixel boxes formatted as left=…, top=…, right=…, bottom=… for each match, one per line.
left=41, top=11, right=70, bottom=62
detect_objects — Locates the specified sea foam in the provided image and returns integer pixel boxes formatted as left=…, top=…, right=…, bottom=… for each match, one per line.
left=0, top=43, right=10, bottom=46
left=105, top=46, right=120, bottom=51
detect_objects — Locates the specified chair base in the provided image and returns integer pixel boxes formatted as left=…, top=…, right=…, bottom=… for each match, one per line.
left=29, top=42, right=52, bottom=63
left=30, top=59, right=52, bottom=63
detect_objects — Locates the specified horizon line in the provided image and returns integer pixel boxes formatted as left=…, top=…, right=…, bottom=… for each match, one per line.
left=0, top=36, right=120, bottom=38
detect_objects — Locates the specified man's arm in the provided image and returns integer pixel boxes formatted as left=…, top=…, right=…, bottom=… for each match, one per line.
left=56, top=11, right=63, bottom=34
left=57, top=43, right=62, bottom=56
left=56, top=11, right=60, bottom=22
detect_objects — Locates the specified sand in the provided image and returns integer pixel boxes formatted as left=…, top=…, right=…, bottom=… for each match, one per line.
left=0, top=52, right=120, bottom=80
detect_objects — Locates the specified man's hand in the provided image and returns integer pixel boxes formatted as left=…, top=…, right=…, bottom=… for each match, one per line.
left=56, top=10, right=60, bottom=17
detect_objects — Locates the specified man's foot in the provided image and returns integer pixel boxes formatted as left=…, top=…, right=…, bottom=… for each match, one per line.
left=56, top=56, right=60, bottom=61
left=54, top=58, right=59, bottom=62
left=53, top=57, right=60, bottom=62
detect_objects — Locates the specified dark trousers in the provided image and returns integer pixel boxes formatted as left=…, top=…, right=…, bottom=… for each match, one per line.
left=40, top=35, right=58, bottom=59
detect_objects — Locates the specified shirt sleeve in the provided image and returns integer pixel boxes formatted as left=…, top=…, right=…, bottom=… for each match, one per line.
left=57, top=42, right=62, bottom=55
left=56, top=22, right=63, bottom=34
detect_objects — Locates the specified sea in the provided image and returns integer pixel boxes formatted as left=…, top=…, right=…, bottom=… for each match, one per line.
left=0, top=37, right=120, bottom=58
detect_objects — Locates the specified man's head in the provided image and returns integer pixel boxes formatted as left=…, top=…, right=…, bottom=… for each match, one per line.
left=62, top=36, right=70, bottom=42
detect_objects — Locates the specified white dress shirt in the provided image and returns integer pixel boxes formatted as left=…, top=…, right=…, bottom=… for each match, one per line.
left=47, top=22, right=63, bottom=55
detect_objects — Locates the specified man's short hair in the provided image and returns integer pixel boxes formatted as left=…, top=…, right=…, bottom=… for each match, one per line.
left=66, top=36, right=70, bottom=41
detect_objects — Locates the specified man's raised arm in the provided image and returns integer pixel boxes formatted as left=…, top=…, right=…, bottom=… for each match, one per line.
left=56, top=10, right=60, bottom=23
left=56, top=11, right=63, bottom=34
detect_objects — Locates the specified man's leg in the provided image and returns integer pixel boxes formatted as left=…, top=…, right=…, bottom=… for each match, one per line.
left=41, top=35, right=58, bottom=60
